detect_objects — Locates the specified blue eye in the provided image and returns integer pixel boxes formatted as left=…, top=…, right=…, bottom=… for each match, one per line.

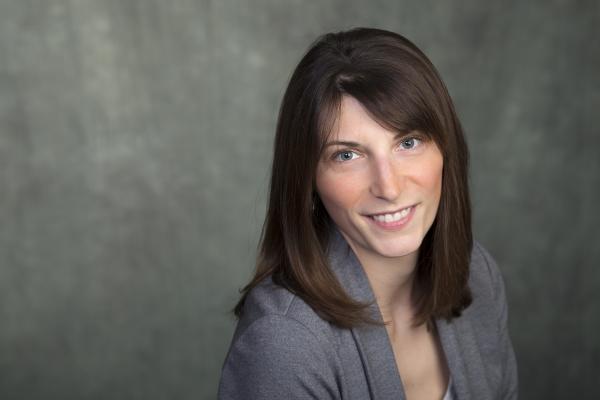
left=399, top=137, right=421, bottom=150
left=334, top=150, right=359, bottom=162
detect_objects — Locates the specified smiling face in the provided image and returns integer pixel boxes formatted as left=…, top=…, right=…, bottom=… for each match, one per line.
left=315, top=96, right=444, bottom=265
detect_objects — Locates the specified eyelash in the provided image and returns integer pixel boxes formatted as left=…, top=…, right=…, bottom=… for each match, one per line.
left=331, top=136, right=424, bottom=162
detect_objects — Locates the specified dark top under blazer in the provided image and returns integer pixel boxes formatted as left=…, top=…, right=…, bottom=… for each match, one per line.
left=218, top=227, right=518, bottom=399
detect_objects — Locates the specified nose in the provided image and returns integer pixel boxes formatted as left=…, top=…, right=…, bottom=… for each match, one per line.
left=369, top=157, right=403, bottom=200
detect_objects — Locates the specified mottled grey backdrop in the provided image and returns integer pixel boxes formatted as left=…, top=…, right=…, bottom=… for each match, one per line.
left=0, top=0, right=598, bottom=399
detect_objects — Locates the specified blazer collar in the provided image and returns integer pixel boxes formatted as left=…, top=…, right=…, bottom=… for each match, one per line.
left=326, top=226, right=489, bottom=400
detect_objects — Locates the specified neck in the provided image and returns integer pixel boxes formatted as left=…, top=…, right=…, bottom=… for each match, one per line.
left=345, top=239, right=419, bottom=325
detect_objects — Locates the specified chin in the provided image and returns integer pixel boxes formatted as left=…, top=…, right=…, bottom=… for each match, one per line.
left=352, top=229, right=420, bottom=258
left=373, top=240, right=421, bottom=259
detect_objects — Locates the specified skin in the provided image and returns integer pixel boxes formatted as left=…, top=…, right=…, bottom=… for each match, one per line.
left=315, top=95, right=448, bottom=399
left=315, top=95, right=444, bottom=317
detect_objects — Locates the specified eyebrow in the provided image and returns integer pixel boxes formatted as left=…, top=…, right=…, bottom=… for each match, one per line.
left=323, top=140, right=361, bottom=148
left=323, top=132, right=408, bottom=149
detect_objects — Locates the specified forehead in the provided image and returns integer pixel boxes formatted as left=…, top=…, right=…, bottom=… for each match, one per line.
left=326, top=96, right=397, bottom=142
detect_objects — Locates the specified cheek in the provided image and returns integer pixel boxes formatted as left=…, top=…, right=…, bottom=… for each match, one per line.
left=426, top=166, right=443, bottom=199
left=414, top=153, right=443, bottom=200
left=316, top=170, right=362, bottom=213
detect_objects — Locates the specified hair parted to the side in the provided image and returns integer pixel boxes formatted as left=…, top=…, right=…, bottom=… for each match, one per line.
left=233, top=27, right=473, bottom=329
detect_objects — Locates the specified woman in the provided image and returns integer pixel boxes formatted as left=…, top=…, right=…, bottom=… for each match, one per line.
left=218, top=27, right=518, bottom=400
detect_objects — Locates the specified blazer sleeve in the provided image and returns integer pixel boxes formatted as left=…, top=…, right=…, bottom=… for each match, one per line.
left=475, top=243, right=519, bottom=400
left=217, top=314, right=341, bottom=400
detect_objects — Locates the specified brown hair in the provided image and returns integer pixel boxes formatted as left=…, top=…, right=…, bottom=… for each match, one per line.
left=233, top=27, right=472, bottom=328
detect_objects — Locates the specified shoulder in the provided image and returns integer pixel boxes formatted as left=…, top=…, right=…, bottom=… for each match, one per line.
left=464, top=240, right=510, bottom=343
left=468, top=240, right=508, bottom=307
left=232, top=275, right=337, bottom=345
left=218, top=277, right=342, bottom=399
left=467, top=241, right=519, bottom=398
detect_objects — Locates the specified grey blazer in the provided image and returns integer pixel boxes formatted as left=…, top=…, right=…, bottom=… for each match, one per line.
left=218, top=228, right=518, bottom=399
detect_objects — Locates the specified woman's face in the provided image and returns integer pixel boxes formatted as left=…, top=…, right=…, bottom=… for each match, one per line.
left=315, top=96, right=443, bottom=263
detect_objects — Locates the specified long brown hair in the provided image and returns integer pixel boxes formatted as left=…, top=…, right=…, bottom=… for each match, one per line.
left=233, top=27, right=472, bottom=328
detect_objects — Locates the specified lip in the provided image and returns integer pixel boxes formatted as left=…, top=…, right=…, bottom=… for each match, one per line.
left=366, top=204, right=417, bottom=217
left=364, top=204, right=417, bottom=231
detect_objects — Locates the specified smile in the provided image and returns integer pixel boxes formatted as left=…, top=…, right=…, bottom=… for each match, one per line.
left=370, top=206, right=412, bottom=222
left=365, top=205, right=417, bottom=230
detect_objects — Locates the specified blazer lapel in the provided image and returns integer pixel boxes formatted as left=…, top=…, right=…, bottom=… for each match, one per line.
left=435, top=314, right=493, bottom=400
left=326, top=227, right=493, bottom=400
left=327, top=227, right=406, bottom=399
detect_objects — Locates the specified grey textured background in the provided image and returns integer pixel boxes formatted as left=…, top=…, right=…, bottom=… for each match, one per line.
left=0, top=1, right=598, bottom=399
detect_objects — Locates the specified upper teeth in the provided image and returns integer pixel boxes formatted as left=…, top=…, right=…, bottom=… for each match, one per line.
left=372, top=207, right=412, bottom=222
